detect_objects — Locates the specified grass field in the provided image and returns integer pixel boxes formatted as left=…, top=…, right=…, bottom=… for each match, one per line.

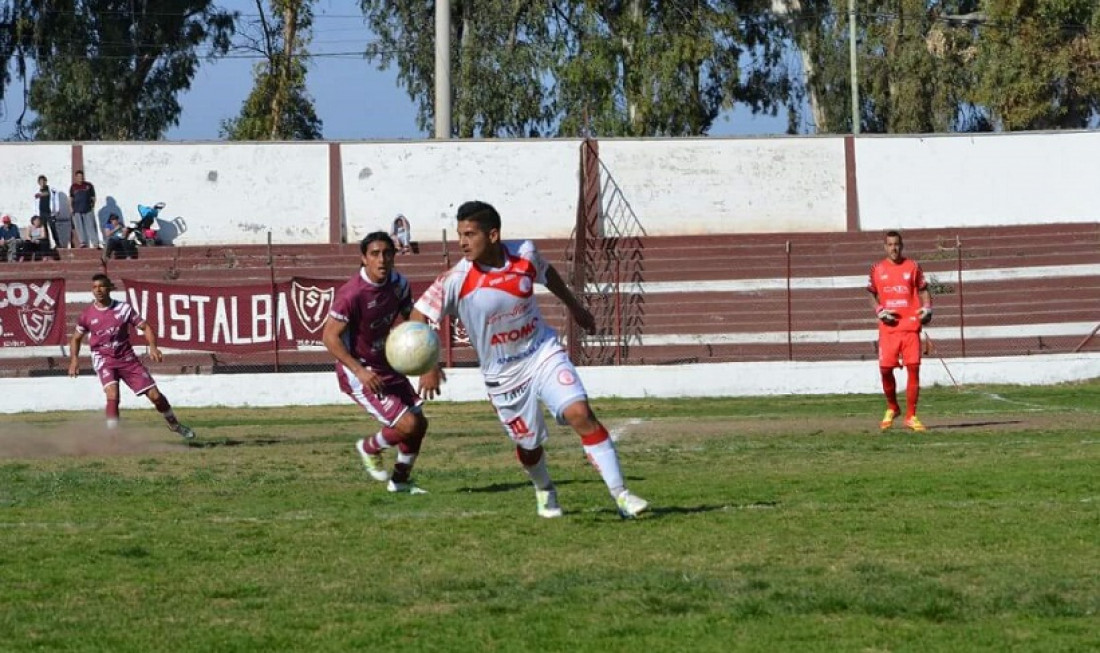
left=2, top=381, right=1099, bottom=652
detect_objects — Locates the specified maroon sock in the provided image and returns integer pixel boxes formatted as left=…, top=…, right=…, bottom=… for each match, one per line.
left=906, top=365, right=921, bottom=418
left=152, top=394, right=179, bottom=427
left=106, top=398, right=120, bottom=420
left=880, top=367, right=900, bottom=412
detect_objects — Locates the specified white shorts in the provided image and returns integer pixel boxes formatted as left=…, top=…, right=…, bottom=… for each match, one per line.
left=486, top=350, right=588, bottom=450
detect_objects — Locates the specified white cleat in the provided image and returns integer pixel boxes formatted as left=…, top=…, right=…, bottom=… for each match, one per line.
left=356, top=439, right=390, bottom=482
left=535, top=487, right=563, bottom=518
left=171, top=423, right=196, bottom=440
left=387, top=480, right=428, bottom=495
left=616, top=490, right=649, bottom=519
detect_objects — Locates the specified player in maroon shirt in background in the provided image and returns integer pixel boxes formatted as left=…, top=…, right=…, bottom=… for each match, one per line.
left=68, top=274, right=195, bottom=439
left=322, top=232, right=431, bottom=494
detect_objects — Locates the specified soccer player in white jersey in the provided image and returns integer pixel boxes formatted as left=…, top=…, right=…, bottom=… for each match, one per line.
left=322, top=232, right=429, bottom=494
left=411, top=201, right=648, bottom=519
left=68, top=273, right=195, bottom=438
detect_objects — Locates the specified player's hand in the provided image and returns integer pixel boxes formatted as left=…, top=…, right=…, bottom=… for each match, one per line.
left=147, top=345, right=164, bottom=363
left=572, top=305, right=596, bottom=334
left=68, top=360, right=80, bottom=378
left=355, top=367, right=384, bottom=396
left=417, top=365, right=446, bottom=400
left=918, top=306, right=933, bottom=325
left=876, top=306, right=898, bottom=323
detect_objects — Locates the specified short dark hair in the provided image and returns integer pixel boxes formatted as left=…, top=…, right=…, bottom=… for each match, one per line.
left=885, top=230, right=903, bottom=244
left=360, top=231, right=396, bottom=255
left=108, top=214, right=120, bottom=221
left=456, top=201, right=501, bottom=233
left=75, top=169, right=84, bottom=175
left=37, top=175, right=47, bottom=183
left=91, top=273, right=113, bottom=288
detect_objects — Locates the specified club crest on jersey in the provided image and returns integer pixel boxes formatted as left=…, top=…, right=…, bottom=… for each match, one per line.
left=903, top=273, right=911, bottom=280
left=291, top=282, right=334, bottom=334
left=519, top=277, right=532, bottom=294
left=19, top=307, right=55, bottom=344
left=557, top=369, right=577, bottom=386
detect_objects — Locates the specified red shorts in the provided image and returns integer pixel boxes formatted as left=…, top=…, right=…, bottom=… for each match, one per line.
left=878, top=331, right=922, bottom=369
left=93, top=352, right=157, bottom=395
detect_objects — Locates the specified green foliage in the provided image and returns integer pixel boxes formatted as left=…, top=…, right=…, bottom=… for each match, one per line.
left=359, top=0, right=793, bottom=137
left=221, top=1, right=322, bottom=140
left=5, top=0, right=235, bottom=140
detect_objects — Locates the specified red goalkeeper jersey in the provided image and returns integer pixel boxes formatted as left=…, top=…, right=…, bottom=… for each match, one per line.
left=867, top=257, right=928, bottom=334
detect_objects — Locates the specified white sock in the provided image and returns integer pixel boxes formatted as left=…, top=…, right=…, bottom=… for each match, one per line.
left=583, top=439, right=625, bottom=498
left=523, top=454, right=554, bottom=491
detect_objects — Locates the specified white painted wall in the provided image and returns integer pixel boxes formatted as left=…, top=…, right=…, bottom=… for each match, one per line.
left=339, top=139, right=584, bottom=243
left=856, top=131, right=1100, bottom=230
left=595, top=137, right=849, bottom=234
left=83, top=143, right=331, bottom=245
left=4, top=353, right=1098, bottom=414
left=0, top=143, right=73, bottom=224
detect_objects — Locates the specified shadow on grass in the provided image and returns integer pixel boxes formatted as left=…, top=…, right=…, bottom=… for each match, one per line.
left=644, top=500, right=780, bottom=519
left=459, top=478, right=603, bottom=493
left=185, top=438, right=286, bottom=449
left=931, top=420, right=1025, bottom=430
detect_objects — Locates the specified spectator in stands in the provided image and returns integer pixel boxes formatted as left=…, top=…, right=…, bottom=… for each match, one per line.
left=101, top=214, right=134, bottom=262
left=322, top=232, right=431, bottom=494
left=134, top=202, right=166, bottom=246
left=409, top=200, right=649, bottom=519
left=68, top=273, right=195, bottom=439
left=34, top=174, right=67, bottom=249
left=391, top=214, right=412, bottom=254
left=0, top=215, right=22, bottom=262
left=24, top=216, right=49, bottom=260
left=866, top=230, right=933, bottom=432
left=69, top=170, right=100, bottom=249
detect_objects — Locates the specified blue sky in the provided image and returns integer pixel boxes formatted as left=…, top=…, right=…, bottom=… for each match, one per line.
left=2, top=0, right=789, bottom=141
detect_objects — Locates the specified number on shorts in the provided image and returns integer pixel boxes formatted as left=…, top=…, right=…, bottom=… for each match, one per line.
left=505, top=416, right=530, bottom=437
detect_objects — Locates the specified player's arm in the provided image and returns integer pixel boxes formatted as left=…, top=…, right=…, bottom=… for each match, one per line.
left=137, top=321, right=164, bottom=363
left=322, top=316, right=384, bottom=395
left=544, top=264, right=596, bottom=334
left=867, top=287, right=897, bottom=323
left=68, top=330, right=85, bottom=377
left=406, top=308, right=445, bottom=399
left=917, top=287, right=933, bottom=324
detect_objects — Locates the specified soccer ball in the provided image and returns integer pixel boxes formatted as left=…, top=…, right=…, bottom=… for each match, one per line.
left=385, top=321, right=441, bottom=376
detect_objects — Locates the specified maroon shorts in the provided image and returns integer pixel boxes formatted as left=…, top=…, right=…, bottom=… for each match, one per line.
left=337, top=365, right=423, bottom=427
left=93, top=352, right=157, bottom=395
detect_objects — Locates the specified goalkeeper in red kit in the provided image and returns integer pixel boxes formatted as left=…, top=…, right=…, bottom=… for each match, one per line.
left=866, top=231, right=933, bottom=432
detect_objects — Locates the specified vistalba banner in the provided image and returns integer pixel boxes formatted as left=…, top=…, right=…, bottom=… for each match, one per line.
left=122, top=278, right=343, bottom=353
left=0, top=278, right=67, bottom=347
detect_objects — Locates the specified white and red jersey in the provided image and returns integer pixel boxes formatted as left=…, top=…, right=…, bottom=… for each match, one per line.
left=414, top=240, right=561, bottom=387
left=75, top=300, right=145, bottom=359
left=867, top=257, right=928, bottom=334
left=329, top=268, right=412, bottom=382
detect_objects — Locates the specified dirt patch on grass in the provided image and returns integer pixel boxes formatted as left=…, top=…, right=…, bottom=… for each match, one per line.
left=0, top=420, right=181, bottom=459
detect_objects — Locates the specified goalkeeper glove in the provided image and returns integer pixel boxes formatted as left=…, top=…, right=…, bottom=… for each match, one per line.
left=876, top=306, right=898, bottom=323
left=918, top=306, right=933, bottom=325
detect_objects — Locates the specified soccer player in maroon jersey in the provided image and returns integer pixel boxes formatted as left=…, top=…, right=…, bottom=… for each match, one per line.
left=866, top=231, right=933, bottom=432
left=68, top=274, right=195, bottom=438
left=322, top=232, right=430, bottom=494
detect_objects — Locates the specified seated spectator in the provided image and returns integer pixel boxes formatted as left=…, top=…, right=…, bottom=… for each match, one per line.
left=23, top=215, right=50, bottom=260
left=0, top=215, right=23, bottom=262
left=102, top=214, right=137, bottom=261
left=391, top=214, right=412, bottom=254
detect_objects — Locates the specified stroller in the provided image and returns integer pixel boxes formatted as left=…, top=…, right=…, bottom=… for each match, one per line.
left=128, top=202, right=166, bottom=246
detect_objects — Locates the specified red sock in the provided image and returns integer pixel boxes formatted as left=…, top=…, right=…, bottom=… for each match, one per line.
left=106, top=398, right=120, bottom=420
left=906, top=365, right=921, bottom=418
left=361, top=426, right=404, bottom=455
left=880, top=367, right=900, bottom=412
left=151, top=394, right=179, bottom=427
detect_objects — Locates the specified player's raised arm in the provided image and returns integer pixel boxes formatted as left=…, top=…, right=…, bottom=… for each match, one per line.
left=544, top=264, right=595, bottom=334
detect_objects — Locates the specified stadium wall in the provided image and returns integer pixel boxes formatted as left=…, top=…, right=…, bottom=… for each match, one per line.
left=3, top=131, right=1097, bottom=245
left=4, top=353, right=1100, bottom=414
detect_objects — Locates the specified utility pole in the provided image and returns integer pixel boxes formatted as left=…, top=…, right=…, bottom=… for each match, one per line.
left=434, top=1, right=451, bottom=139
left=848, top=0, right=860, bottom=134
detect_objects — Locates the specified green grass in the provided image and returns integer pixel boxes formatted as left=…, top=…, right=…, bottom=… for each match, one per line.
left=2, top=381, right=1100, bottom=652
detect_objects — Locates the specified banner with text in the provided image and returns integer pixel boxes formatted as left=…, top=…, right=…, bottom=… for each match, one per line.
left=0, top=278, right=67, bottom=347
left=123, top=278, right=343, bottom=353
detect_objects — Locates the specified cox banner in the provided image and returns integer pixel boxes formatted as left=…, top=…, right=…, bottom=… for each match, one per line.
left=122, top=277, right=431, bottom=353
left=0, top=278, right=66, bottom=347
